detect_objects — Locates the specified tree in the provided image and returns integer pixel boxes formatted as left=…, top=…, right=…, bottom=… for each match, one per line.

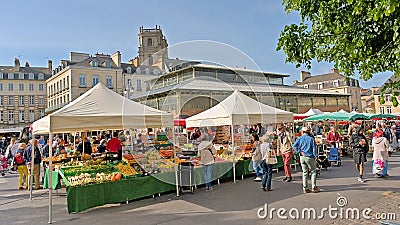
left=277, top=0, right=400, bottom=105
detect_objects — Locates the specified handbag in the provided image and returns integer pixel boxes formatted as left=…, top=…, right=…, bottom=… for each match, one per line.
left=267, top=148, right=278, bottom=165
left=252, top=144, right=262, bottom=162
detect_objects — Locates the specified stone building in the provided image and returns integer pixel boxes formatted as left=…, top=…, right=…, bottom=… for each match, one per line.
left=293, top=69, right=361, bottom=111
left=0, top=58, right=51, bottom=128
left=46, top=52, right=124, bottom=113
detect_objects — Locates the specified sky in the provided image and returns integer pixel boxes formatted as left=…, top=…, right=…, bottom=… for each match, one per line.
left=0, top=0, right=391, bottom=88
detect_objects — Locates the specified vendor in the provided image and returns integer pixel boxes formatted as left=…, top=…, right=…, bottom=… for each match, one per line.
left=76, top=133, right=92, bottom=154
left=326, top=126, right=341, bottom=148
left=97, top=139, right=107, bottom=153
left=106, top=132, right=122, bottom=160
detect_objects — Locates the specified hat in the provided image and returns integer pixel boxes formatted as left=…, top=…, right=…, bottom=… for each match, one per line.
left=301, top=127, right=310, bottom=132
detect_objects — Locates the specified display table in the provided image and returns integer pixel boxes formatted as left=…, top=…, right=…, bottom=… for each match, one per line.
left=66, top=172, right=176, bottom=213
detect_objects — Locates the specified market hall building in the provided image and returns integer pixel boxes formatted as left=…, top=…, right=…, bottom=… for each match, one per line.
left=131, top=63, right=350, bottom=118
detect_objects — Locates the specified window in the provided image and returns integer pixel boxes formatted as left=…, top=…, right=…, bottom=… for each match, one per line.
left=91, top=60, right=98, bottom=67
left=153, top=69, right=159, bottom=75
left=19, top=96, right=24, bottom=105
left=29, top=96, right=34, bottom=105
left=303, top=84, right=309, bottom=89
left=38, top=96, right=44, bottom=105
left=146, top=83, right=150, bottom=91
left=79, top=75, right=87, bottom=87
left=145, top=68, right=150, bottom=75
left=92, top=75, right=99, bottom=87
left=0, top=96, right=3, bottom=106
left=127, top=67, right=132, bottom=74
left=29, top=73, right=34, bottom=79
left=19, top=110, right=24, bottom=122
left=29, top=110, right=34, bottom=122
left=385, top=95, right=391, bottom=102
left=29, top=83, right=34, bottom=91
left=127, top=79, right=132, bottom=89
left=39, top=109, right=44, bottom=118
left=19, top=84, right=24, bottom=91
left=18, top=73, right=24, bottom=79
left=387, top=106, right=392, bottom=114
left=380, top=106, right=385, bottom=114
left=0, top=111, right=2, bottom=122
left=39, top=84, right=44, bottom=91
left=8, top=96, right=14, bottom=106
left=317, top=82, right=324, bottom=90
left=0, top=84, right=2, bottom=91
left=63, top=78, right=66, bottom=90
left=66, top=76, right=69, bottom=87
left=38, top=73, right=44, bottom=80
left=333, top=80, right=339, bottom=87
left=137, top=80, right=142, bottom=91
left=8, top=83, right=13, bottom=91
left=8, top=111, right=14, bottom=124
left=0, top=73, right=3, bottom=79
left=105, top=61, right=111, bottom=68
left=147, top=38, right=153, bottom=46
left=106, top=76, right=112, bottom=88
left=8, top=73, right=14, bottom=79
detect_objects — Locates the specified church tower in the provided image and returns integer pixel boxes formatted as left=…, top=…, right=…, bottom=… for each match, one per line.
left=138, top=25, right=168, bottom=66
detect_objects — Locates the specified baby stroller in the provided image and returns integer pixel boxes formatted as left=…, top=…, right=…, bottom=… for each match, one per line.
left=0, top=154, right=9, bottom=176
left=328, top=147, right=342, bottom=167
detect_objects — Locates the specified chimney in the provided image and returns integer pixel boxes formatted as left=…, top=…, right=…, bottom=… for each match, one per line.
left=331, top=68, right=339, bottom=74
left=48, top=60, right=53, bottom=71
left=14, top=58, right=20, bottom=72
left=293, top=80, right=298, bottom=85
left=300, top=71, right=311, bottom=82
left=25, top=61, right=30, bottom=67
left=111, top=51, right=121, bottom=67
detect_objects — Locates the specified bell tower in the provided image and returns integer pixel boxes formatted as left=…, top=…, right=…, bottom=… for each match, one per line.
left=138, top=25, right=168, bottom=66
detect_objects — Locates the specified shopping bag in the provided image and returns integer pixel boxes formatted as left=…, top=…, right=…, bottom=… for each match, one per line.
left=267, top=149, right=278, bottom=165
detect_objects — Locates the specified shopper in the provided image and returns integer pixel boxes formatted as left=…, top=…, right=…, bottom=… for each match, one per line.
left=326, top=126, right=341, bottom=148
left=277, top=126, right=293, bottom=182
left=250, top=133, right=263, bottom=181
left=198, top=135, right=216, bottom=191
left=23, top=139, right=42, bottom=190
left=106, top=132, right=122, bottom=160
left=314, top=121, right=324, bottom=136
left=292, top=127, right=319, bottom=193
left=260, top=135, right=274, bottom=191
left=349, top=127, right=369, bottom=182
left=372, top=130, right=389, bottom=178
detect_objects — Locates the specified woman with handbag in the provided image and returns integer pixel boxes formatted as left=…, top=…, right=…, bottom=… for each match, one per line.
left=15, top=143, right=28, bottom=190
left=250, top=133, right=263, bottom=181
left=198, top=135, right=216, bottom=191
left=260, top=135, right=276, bottom=191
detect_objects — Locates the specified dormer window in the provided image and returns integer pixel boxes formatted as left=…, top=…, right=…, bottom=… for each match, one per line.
left=91, top=60, right=98, bottom=67
left=8, top=73, right=14, bottom=79
left=105, top=61, right=111, bottom=68
left=18, top=73, right=24, bottom=79
left=153, top=69, right=159, bottom=75
left=0, top=73, right=3, bottom=79
left=303, top=84, right=309, bottom=89
left=38, top=73, right=44, bottom=80
left=29, top=73, right=34, bottom=79
left=126, top=67, right=132, bottom=74
left=136, top=68, right=141, bottom=74
left=333, top=80, right=339, bottom=87
left=145, top=68, right=150, bottom=75
left=318, top=82, right=323, bottom=90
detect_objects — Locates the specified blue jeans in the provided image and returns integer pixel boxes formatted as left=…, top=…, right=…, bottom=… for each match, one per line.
left=261, top=160, right=273, bottom=189
left=253, top=161, right=264, bottom=177
left=203, top=164, right=213, bottom=188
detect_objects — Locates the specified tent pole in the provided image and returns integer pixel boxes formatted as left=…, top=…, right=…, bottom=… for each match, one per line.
left=173, top=126, right=179, bottom=196
left=29, top=136, right=35, bottom=201
left=231, top=124, right=236, bottom=183
left=48, top=132, right=53, bottom=224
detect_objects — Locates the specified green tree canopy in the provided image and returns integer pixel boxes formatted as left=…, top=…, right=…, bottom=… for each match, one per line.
left=277, top=0, right=400, bottom=82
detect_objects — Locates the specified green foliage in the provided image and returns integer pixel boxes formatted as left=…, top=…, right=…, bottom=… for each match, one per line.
left=277, top=0, right=400, bottom=83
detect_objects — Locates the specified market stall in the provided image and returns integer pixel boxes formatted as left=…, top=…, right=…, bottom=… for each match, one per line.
left=186, top=90, right=293, bottom=182
left=32, top=83, right=173, bottom=220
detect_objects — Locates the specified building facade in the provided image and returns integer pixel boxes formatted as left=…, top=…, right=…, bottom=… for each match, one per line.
left=0, top=58, right=51, bottom=128
left=373, top=75, right=400, bottom=114
left=46, top=52, right=124, bottom=113
left=293, top=69, right=361, bottom=112
left=132, top=63, right=350, bottom=117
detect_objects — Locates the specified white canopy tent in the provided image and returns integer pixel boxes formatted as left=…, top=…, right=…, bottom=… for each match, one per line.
left=32, top=83, right=174, bottom=223
left=186, top=90, right=293, bottom=182
left=294, top=108, right=323, bottom=121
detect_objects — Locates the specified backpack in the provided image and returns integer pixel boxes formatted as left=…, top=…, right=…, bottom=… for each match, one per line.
left=15, top=153, right=24, bottom=165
